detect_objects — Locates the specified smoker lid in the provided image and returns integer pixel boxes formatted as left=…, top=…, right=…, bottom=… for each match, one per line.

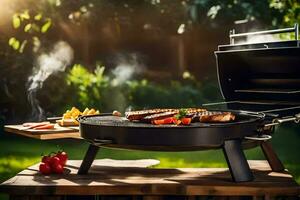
left=214, top=24, right=300, bottom=107
left=217, top=23, right=299, bottom=52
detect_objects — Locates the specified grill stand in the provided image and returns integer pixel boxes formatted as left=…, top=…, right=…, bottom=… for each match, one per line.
left=77, top=140, right=284, bottom=182
left=223, top=139, right=254, bottom=182
left=261, top=141, right=285, bottom=172
left=78, top=144, right=100, bottom=174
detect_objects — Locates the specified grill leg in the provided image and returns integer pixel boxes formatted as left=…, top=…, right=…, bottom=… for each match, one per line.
left=78, top=144, right=100, bottom=174
left=223, top=139, right=254, bottom=182
left=261, top=141, right=285, bottom=172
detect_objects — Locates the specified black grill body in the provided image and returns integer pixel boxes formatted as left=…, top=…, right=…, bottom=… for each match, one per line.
left=79, top=113, right=263, bottom=149
left=216, top=44, right=300, bottom=103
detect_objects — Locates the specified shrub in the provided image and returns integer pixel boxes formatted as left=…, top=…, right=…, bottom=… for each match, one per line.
left=66, top=64, right=222, bottom=112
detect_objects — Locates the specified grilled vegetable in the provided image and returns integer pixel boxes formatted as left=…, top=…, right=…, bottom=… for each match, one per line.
left=181, top=118, right=192, bottom=125
left=152, top=117, right=175, bottom=125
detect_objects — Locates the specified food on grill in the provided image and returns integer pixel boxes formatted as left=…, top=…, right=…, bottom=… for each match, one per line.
left=125, top=109, right=176, bottom=121
left=57, top=107, right=100, bottom=126
left=198, top=111, right=235, bottom=123
left=143, top=111, right=179, bottom=122
left=125, top=108, right=235, bottom=125
left=181, top=117, right=192, bottom=125
left=152, top=117, right=175, bottom=125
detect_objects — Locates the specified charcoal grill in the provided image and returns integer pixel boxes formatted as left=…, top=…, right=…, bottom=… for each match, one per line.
left=77, top=24, right=300, bottom=182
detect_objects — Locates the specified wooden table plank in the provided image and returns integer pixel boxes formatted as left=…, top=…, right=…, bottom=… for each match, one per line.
left=4, top=125, right=81, bottom=140
left=1, top=160, right=299, bottom=196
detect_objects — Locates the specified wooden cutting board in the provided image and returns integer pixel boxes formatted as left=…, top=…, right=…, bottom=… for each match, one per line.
left=4, top=124, right=81, bottom=140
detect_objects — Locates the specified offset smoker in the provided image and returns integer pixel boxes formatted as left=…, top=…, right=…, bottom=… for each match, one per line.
left=77, top=24, right=300, bottom=182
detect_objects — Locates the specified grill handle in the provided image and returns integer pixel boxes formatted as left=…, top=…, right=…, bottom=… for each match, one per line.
left=93, top=139, right=113, bottom=145
left=245, top=134, right=272, bottom=141
left=264, top=113, right=300, bottom=127
left=230, top=23, right=299, bottom=44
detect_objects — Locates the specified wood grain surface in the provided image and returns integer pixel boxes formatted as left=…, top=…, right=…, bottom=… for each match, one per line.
left=4, top=125, right=81, bottom=140
left=0, top=160, right=299, bottom=196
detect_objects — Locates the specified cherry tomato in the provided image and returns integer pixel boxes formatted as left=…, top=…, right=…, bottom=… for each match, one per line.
left=50, top=156, right=61, bottom=167
left=182, top=118, right=192, bottom=125
left=163, top=117, right=175, bottom=124
left=56, top=151, right=68, bottom=166
left=52, top=163, right=64, bottom=174
left=152, top=119, right=164, bottom=125
left=39, top=163, right=51, bottom=175
left=42, top=155, right=51, bottom=165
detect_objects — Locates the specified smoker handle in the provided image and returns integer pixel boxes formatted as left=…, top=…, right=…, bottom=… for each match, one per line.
left=230, top=23, right=298, bottom=44
left=245, top=134, right=272, bottom=141
left=264, top=113, right=300, bottom=127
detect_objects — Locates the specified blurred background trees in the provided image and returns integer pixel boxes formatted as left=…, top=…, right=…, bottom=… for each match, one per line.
left=0, top=0, right=299, bottom=123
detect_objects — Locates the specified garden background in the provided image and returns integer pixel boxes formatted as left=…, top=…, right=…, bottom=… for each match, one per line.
left=0, top=0, right=300, bottom=199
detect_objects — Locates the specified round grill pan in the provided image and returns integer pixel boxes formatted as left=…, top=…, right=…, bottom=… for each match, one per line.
left=78, top=111, right=265, bottom=151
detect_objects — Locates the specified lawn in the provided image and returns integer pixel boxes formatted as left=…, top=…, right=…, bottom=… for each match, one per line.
left=0, top=124, right=299, bottom=199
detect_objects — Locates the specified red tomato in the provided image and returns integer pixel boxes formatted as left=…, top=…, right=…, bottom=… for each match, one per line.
left=163, top=117, right=175, bottom=124
left=56, top=151, right=68, bottom=166
left=181, top=118, right=192, bottom=125
left=52, top=163, right=64, bottom=174
left=41, top=155, right=51, bottom=164
left=39, top=163, right=51, bottom=175
left=152, top=119, right=164, bottom=125
left=50, top=156, right=61, bottom=167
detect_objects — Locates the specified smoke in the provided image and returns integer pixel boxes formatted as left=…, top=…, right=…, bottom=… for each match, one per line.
left=111, top=53, right=144, bottom=86
left=27, top=41, right=74, bottom=120
left=243, top=34, right=277, bottom=44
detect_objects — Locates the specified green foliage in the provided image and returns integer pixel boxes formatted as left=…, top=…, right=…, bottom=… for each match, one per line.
left=66, top=64, right=221, bottom=112
left=66, top=64, right=110, bottom=110
left=8, top=9, right=53, bottom=53
left=41, top=18, right=52, bottom=33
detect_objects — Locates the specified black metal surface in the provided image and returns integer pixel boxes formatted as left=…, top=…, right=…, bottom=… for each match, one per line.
left=78, top=112, right=264, bottom=150
left=261, top=141, right=285, bottom=172
left=223, top=139, right=254, bottom=182
left=215, top=46, right=300, bottom=105
left=78, top=144, right=100, bottom=174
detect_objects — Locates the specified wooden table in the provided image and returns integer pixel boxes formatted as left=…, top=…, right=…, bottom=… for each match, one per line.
left=4, top=125, right=81, bottom=140
left=1, top=159, right=299, bottom=200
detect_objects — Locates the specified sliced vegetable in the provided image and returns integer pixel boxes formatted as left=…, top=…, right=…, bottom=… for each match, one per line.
left=34, top=124, right=55, bottom=130
left=152, top=119, right=165, bottom=125
left=181, top=118, right=192, bottom=125
left=152, top=117, right=175, bottom=125
left=23, top=122, right=50, bottom=127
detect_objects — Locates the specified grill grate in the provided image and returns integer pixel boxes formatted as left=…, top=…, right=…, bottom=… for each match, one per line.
left=79, top=112, right=263, bottom=128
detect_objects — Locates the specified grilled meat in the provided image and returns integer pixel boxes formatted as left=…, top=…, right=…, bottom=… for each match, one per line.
left=125, top=109, right=175, bottom=121
left=197, top=111, right=235, bottom=122
left=142, top=111, right=179, bottom=122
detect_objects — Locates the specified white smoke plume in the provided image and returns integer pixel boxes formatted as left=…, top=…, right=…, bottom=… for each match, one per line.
left=245, top=34, right=277, bottom=44
left=111, top=53, right=144, bottom=86
left=27, top=41, right=74, bottom=120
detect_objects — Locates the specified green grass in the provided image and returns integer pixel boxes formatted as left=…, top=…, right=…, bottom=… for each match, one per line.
left=0, top=124, right=299, bottom=199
